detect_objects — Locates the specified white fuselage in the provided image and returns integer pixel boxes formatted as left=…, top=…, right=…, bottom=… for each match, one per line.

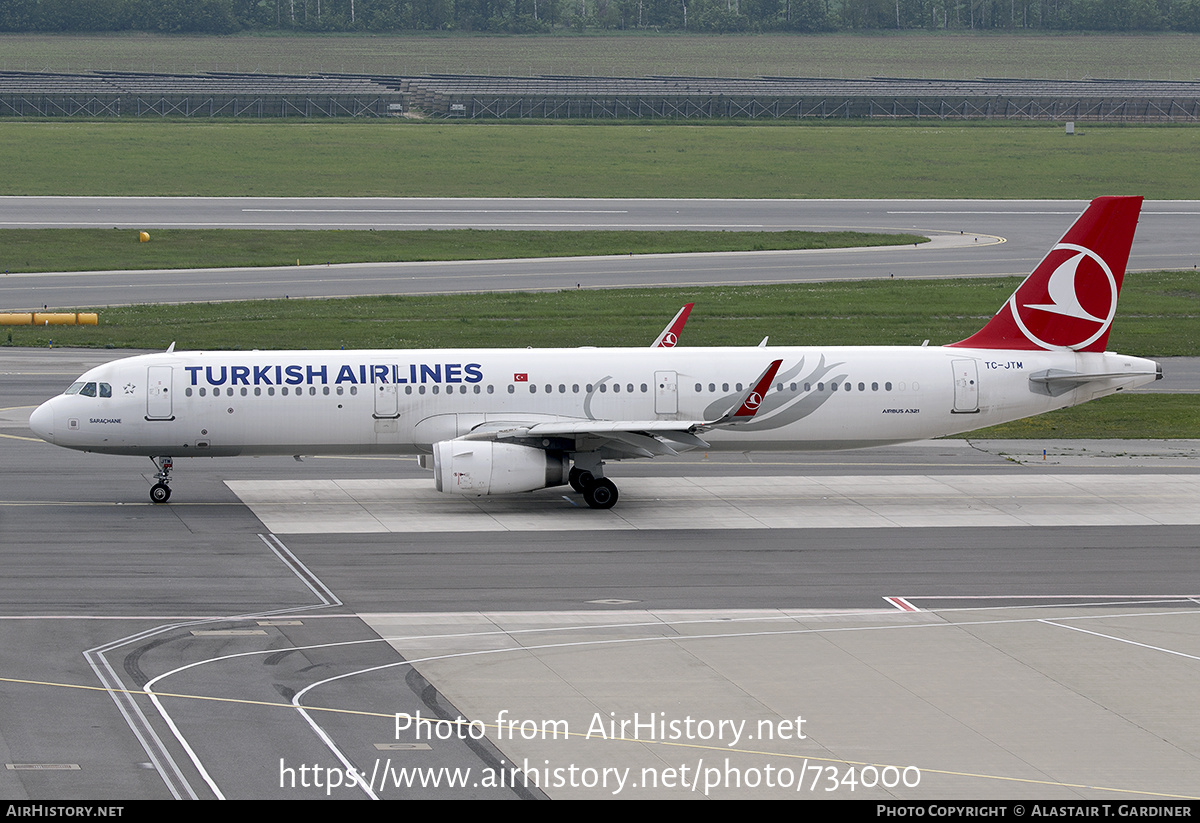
left=29, top=345, right=1160, bottom=458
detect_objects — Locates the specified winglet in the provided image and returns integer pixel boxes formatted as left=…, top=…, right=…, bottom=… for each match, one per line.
left=652, top=303, right=694, bottom=348
left=732, top=359, right=782, bottom=418
left=703, top=359, right=783, bottom=428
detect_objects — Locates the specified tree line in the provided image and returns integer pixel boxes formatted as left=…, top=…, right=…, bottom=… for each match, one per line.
left=2, top=0, right=1198, bottom=34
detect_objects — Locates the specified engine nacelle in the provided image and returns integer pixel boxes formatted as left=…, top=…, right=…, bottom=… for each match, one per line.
left=432, top=440, right=569, bottom=496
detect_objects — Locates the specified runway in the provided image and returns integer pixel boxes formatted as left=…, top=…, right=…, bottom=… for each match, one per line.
left=3, top=348, right=1200, bottom=799
left=2, top=198, right=1198, bottom=309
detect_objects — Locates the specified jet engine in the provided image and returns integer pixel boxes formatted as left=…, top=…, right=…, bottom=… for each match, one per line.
left=432, top=440, right=569, bottom=496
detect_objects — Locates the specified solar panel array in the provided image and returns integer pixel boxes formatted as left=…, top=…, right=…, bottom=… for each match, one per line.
left=2, top=71, right=1198, bottom=121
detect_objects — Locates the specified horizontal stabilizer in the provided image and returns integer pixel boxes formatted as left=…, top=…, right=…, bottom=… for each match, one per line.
left=1029, top=368, right=1159, bottom=397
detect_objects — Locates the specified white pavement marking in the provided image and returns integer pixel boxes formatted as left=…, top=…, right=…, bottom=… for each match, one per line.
left=225, top=473, right=1200, bottom=534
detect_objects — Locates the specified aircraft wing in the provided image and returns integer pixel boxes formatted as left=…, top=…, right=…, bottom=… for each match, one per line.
left=458, top=359, right=783, bottom=459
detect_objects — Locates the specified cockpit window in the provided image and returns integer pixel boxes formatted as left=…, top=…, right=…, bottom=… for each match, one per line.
left=62, top=381, right=111, bottom=398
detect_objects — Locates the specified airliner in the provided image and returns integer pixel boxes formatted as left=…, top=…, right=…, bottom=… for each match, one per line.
left=27, top=197, right=1160, bottom=510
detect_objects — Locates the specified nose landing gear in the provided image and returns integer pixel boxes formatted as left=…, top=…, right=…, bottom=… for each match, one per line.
left=150, top=456, right=173, bottom=503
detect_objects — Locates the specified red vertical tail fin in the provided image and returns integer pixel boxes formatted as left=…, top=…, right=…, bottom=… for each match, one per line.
left=949, top=196, right=1142, bottom=353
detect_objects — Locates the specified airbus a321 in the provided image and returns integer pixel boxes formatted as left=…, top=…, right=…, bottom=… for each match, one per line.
left=28, top=196, right=1160, bottom=510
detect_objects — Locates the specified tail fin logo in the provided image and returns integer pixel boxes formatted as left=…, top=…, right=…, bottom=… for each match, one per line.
left=1011, top=242, right=1117, bottom=351
left=660, top=332, right=679, bottom=348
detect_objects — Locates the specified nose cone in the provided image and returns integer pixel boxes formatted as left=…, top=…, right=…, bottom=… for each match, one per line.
left=28, top=400, right=54, bottom=444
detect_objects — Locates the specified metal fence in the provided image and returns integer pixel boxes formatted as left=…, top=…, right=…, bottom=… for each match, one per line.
left=2, top=71, right=1199, bottom=122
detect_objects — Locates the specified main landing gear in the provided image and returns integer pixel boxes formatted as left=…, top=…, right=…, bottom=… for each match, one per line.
left=149, top=456, right=173, bottom=503
left=569, top=465, right=619, bottom=510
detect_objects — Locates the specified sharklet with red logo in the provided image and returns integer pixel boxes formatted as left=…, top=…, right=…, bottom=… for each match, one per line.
left=701, top=359, right=784, bottom=428
left=949, top=196, right=1142, bottom=353
left=652, top=303, right=694, bottom=348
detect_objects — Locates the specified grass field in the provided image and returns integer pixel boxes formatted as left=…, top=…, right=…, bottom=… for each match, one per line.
left=3, top=32, right=1199, bottom=81
left=951, top=394, right=1197, bottom=440
left=5, top=271, right=1196, bottom=354
left=3, top=121, right=1197, bottom=199
left=0, top=228, right=924, bottom=273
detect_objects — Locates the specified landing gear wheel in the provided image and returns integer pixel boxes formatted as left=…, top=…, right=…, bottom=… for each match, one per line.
left=583, top=477, right=618, bottom=510
left=569, top=467, right=594, bottom=494
left=150, top=482, right=171, bottom=504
